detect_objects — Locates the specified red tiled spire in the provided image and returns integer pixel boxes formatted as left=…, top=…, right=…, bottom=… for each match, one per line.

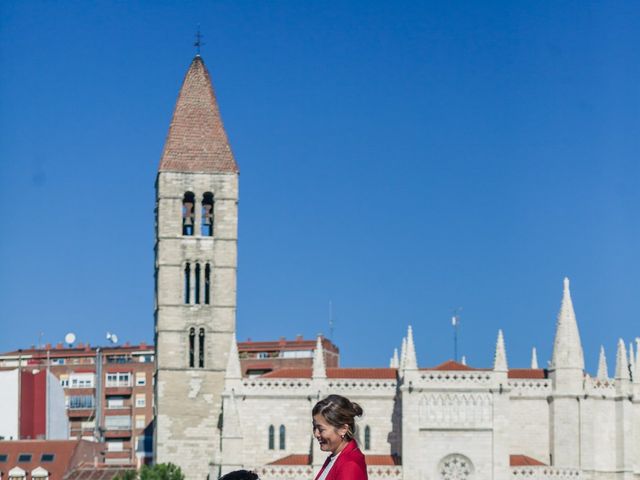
left=159, top=56, right=238, bottom=173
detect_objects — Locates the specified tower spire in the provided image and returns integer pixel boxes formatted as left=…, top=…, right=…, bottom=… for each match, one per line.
left=597, top=345, right=608, bottom=380
left=629, top=341, right=636, bottom=380
left=390, top=348, right=399, bottom=368
left=399, top=337, right=407, bottom=371
left=530, top=347, right=539, bottom=369
left=404, top=326, right=418, bottom=370
left=159, top=56, right=238, bottom=173
left=551, top=277, right=584, bottom=371
left=225, top=335, right=242, bottom=380
left=615, top=339, right=629, bottom=381
left=493, top=329, right=508, bottom=372
left=312, top=335, right=327, bottom=379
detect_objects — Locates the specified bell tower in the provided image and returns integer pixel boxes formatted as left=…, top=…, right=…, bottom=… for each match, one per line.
left=154, top=55, right=239, bottom=478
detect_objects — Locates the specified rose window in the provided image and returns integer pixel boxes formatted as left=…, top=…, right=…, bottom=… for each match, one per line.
left=438, top=454, right=473, bottom=480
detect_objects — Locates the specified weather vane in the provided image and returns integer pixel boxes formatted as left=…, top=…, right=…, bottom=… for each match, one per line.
left=194, top=26, right=205, bottom=55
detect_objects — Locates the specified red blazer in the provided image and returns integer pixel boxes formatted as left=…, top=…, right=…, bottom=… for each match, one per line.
left=315, top=440, right=368, bottom=480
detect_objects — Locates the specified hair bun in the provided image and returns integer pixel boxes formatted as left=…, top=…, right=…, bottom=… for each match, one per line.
left=351, top=401, right=363, bottom=417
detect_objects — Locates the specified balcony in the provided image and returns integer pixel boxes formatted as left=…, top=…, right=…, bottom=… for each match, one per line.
left=105, top=405, right=132, bottom=414
left=104, top=429, right=132, bottom=439
left=105, top=385, right=133, bottom=395
left=67, top=408, right=95, bottom=418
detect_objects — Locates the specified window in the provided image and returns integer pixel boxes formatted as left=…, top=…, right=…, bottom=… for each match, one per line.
left=204, top=263, right=211, bottom=304
left=135, top=394, right=146, bottom=408
left=40, top=454, right=55, bottom=462
left=106, top=373, right=130, bottom=387
left=257, top=352, right=270, bottom=359
left=107, top=441, right=123, bottom=452
left=0, top=454, right=8, bottom=462
left=198, top=328, right=205, bottom=368
left=194, top=263, right=201, bottom=304
left=17, top=454, right=32, bottom=462
left=69, top=373, right=94, bottom=388
left=279, top=425, right=286, bottom=450
left=104, top=415, right=131, bottom=430
left=60, top=375, right=69, bottom=388
left=184, top=263, right=191, bottom=304
left=189, top=328, right=196, bottom=368
left=69, top=395, right=95, bottom=409
left=268, top=425, right=275, bottom=450
left=52, top=358, right=65, bottom=365
left=135, top=415, right=146, bottom=429
left=438, top=453, right=473, bottom=480
left=182, top=192, right=195, bottom=235
left=201, top=192, right=214, bottom=236
left=136, top=373, right=146, bottom=386
left=364, top=425, right=371, bottom=450
left=106, top=396, right=124, bottom=409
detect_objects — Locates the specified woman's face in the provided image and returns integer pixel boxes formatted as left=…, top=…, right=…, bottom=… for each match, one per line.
left=312, top=414, right=348, bottom=455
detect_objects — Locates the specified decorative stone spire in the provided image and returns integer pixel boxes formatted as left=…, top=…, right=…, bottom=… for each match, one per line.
left=461, top=355, right=467, bottom=366
left=404, top=326, right=418, bottom=370
left=159, top=56, right=239, bottom=173
left=530, top=347, right=539, bottom=369
left=597, top=345, right=608, bottom=380
left=615, top=339, right=629, bottom=380
left=390, top=348, right=399, bottom=368
left=225, top=335, right=242, bottom=380
left=312, top=335, right=326, bottom=379
left=634, top=338, right=640, bottom=384
left=493, top=329, right=508, bottom=372
left=399, top=337, right=407, bottom=371
left=629, top=341, right=636, bottom=380
left=551, top=277, right=585, bottom=371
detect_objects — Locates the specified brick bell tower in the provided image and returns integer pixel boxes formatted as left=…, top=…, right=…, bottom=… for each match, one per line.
left=154, top=55, right=239, bottom=479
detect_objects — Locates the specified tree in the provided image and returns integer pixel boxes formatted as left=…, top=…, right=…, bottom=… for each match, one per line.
left=113, top=464, right=185, bottom=480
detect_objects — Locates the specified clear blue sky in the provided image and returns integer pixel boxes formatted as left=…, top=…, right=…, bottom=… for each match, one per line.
left=1, top=1, right=638, bottom=372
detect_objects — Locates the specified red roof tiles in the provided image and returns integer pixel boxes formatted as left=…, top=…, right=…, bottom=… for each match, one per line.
left=159, top=56, right=238, bottom=174
left=510, top=454, right=546, bottom=466
left=508, top=369, right=548, bottom=379
left=0, top=440, right=104, bottom=480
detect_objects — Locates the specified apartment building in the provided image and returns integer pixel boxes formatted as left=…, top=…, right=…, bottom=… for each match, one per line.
left=0, top=343, right=154, bottom=465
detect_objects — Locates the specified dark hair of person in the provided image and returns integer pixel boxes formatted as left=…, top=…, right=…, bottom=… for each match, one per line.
left=219, top=470, right=259, bottom=480
left=312, top=394, right=363, bottom=441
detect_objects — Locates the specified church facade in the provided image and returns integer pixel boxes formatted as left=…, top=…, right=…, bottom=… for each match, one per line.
left=154, top=56, right=640, bottom=480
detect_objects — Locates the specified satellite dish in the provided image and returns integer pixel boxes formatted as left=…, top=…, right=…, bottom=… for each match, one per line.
left=106, top=332, right=119, bottom=344
left=65, top=332, right=76, bottom=346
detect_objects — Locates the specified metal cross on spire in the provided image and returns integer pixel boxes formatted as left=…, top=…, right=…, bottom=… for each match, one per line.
left=194, top=26, right=205, bottom=55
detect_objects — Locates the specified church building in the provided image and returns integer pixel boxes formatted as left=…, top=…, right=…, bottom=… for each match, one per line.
left=154, top=56, right=640, bottom=480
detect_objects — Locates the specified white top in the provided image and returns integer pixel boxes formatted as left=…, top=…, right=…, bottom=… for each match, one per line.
left=316, top=451, right=341, bottom=480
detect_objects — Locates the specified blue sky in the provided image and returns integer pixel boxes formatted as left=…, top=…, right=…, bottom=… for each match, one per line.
left=1, top=1, right=638, bottom=372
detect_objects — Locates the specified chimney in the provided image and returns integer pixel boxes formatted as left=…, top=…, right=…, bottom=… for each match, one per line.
left=55, top=343, right=63, bottom=349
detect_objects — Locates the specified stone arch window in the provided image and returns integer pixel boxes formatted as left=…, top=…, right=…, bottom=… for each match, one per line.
left=182, top=192, right=195, bottom=236
left=31, top=467, right=49, bottom=480
left=364, top=425, right=371, bottom=450
left=188, top=328, right=196, bottom=368
left=268, top=425, right=275, bottom=450
left=279, top=425, right=286, bottom=450
left=184, top=263, right=191, bottom=304
left=438, top=453, right=473, bottom=480
left=8, top=466, right=26, bottom=480
left=194, top=263, right=201, bottom=304
left=198, top=328, right=205, bottom=368
left=201, top=192, right=214, bottom=236
left=204, top=263, right=211, bottom=304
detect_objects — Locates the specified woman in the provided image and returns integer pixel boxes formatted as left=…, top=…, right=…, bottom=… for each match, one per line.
left=312, top=394, right=368, bottom=480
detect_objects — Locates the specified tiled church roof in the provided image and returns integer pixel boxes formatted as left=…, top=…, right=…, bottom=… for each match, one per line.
left=510, top=454, right=546, bottom=466
left=159, top=56, right=238, bottom=173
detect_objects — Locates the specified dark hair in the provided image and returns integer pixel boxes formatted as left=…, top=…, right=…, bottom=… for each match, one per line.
left=219, top=470, right=259, bottom=480
left=312, top=394, right=363, bottom=441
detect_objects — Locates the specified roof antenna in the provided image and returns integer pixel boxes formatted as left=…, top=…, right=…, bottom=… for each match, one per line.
left=328, top=300, right=334, bottom=340
left=194, top=25, right=205, bottom=56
